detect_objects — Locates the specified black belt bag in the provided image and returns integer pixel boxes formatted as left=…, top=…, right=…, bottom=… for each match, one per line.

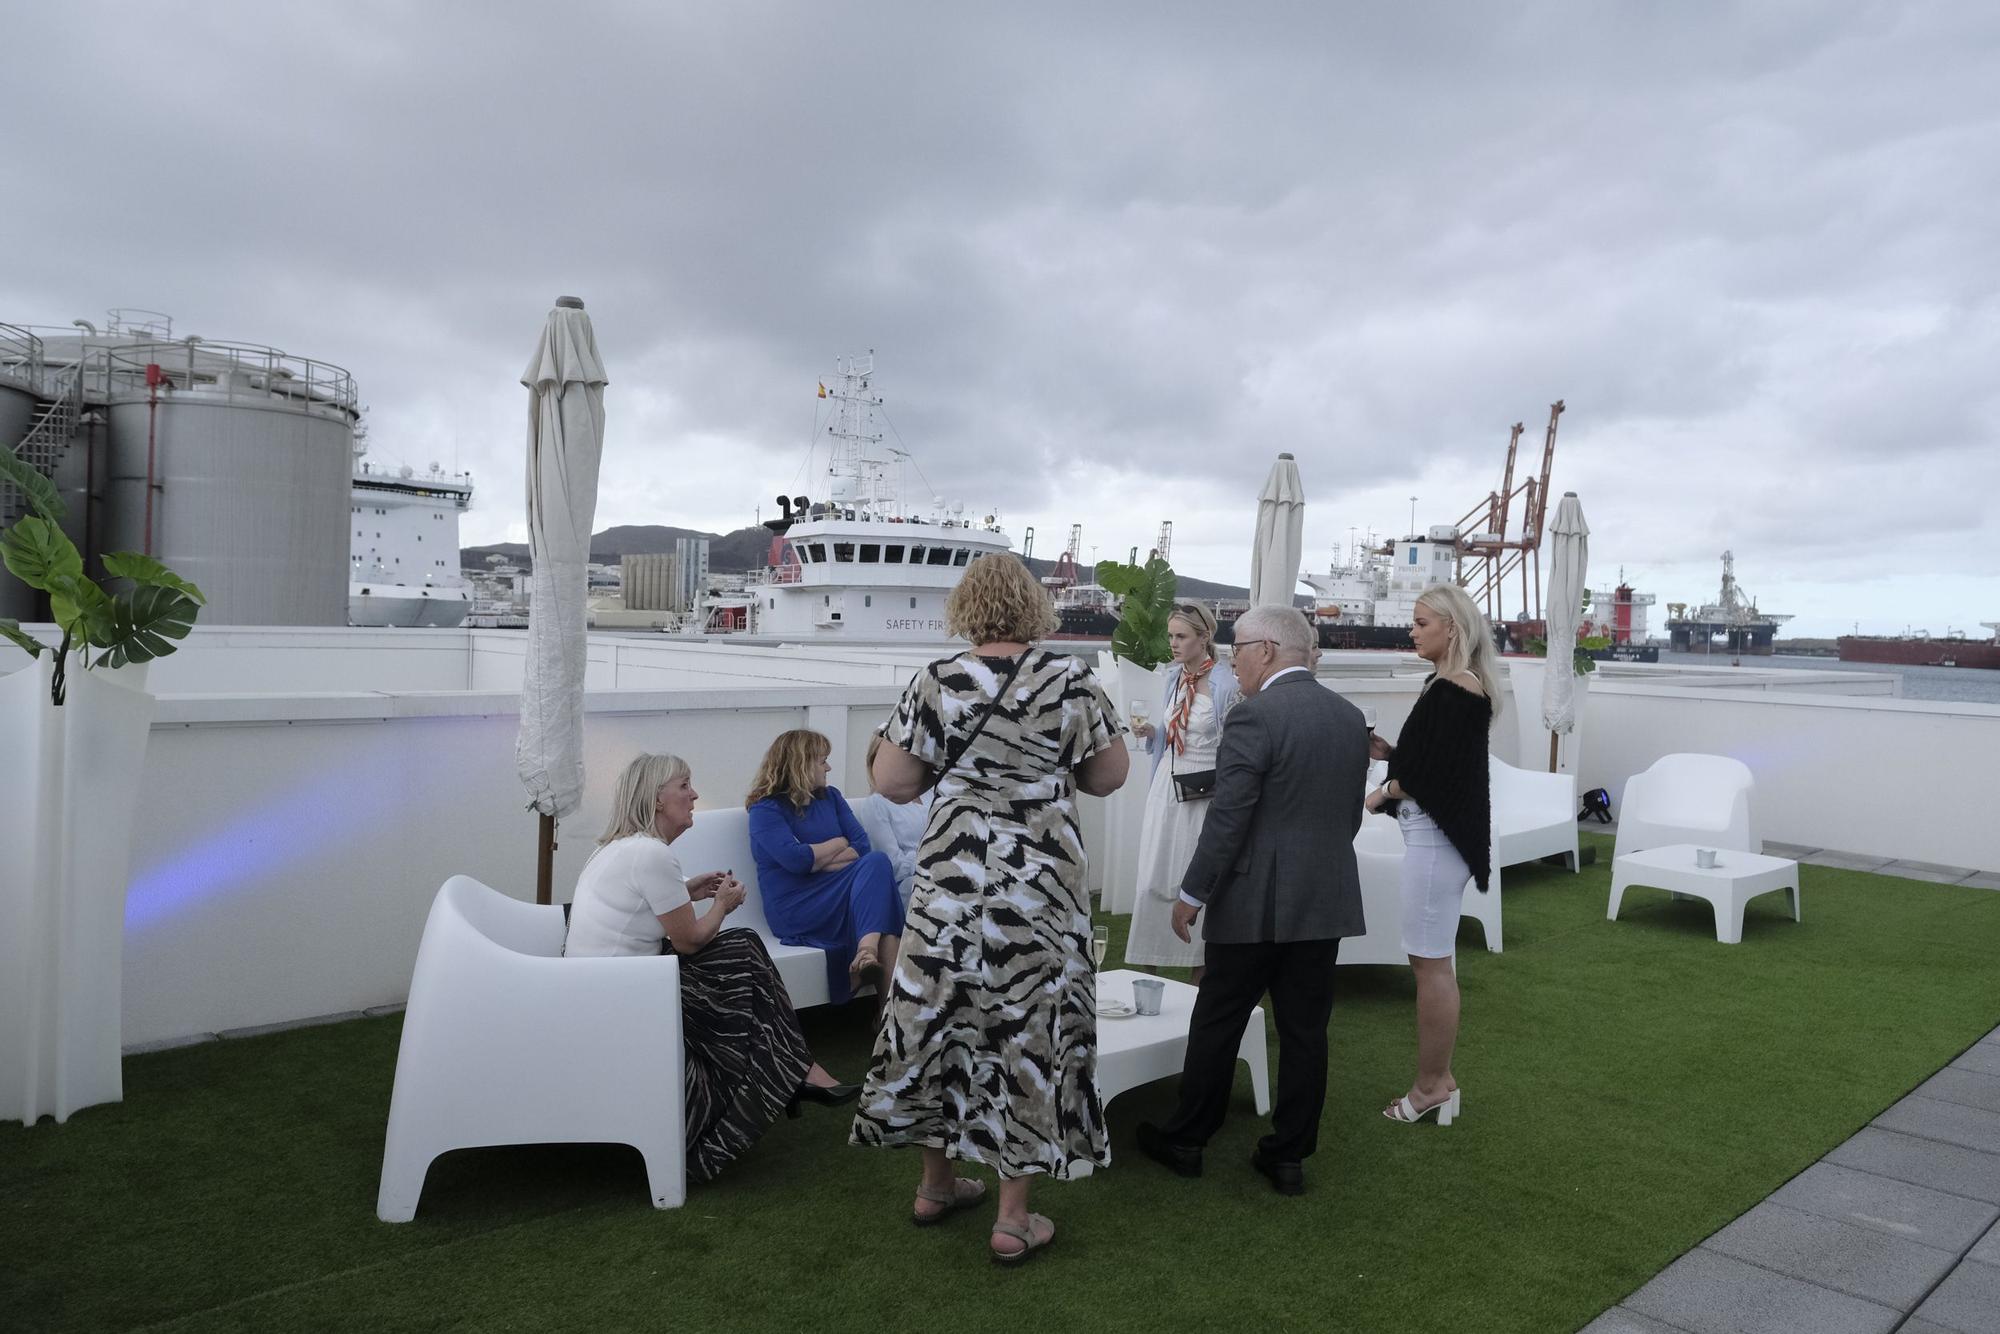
left=1171, top=768, right=1216, bottom=803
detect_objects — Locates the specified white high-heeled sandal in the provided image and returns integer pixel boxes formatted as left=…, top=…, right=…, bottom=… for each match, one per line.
left=1384, top=1088, right=1461, bottom=1125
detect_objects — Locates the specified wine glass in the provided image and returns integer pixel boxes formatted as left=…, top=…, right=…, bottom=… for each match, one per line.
left=1091, top=925, right=1110, bottom=971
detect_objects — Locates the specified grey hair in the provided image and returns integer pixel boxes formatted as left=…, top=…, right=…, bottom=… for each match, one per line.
left=1234, top=605, right=1315, bottom=661
left=599, top=752, right=692, bottom=844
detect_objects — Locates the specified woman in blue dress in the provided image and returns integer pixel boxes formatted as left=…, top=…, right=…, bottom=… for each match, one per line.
left=746, top=730, right=904, bottom=1006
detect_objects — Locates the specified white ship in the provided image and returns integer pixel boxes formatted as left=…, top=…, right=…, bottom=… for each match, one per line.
left=349, top=440, right=474, bottom=628
left=1297, top=529, right=1460, bottom=648
left=705, top=354, right=1010, bottom=639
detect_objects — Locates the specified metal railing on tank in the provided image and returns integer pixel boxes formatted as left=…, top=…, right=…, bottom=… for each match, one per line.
left=90, top=338, right=357, bottom=415
left=0, top=322, right=43, bottom=395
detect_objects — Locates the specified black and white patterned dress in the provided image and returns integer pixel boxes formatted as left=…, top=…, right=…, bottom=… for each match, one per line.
left=850, top=649, right=1125, bottom=1178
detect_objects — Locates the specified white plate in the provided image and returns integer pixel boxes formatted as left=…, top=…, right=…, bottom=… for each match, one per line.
left=1096, top=1000, right=1135, bottom=1019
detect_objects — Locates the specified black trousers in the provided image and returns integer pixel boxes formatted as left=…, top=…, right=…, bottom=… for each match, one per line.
left=1159, top=937, right=1340, bottom=1162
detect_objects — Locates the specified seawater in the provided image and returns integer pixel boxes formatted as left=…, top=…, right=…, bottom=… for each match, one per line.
left=1660, top=651, right=2000, bottom=706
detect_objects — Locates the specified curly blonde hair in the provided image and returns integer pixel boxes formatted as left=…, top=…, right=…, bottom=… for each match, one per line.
left=745, top=729, right=832, bottom=812
left=945, top=553, right=1058, bottom=644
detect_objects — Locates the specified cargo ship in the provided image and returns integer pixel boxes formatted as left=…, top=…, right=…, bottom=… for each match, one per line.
left=1838, top=626, right=2000, bottom=670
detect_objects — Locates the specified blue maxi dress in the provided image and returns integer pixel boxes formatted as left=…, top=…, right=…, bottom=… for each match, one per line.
left=747, top=787, right=904, bottom=1004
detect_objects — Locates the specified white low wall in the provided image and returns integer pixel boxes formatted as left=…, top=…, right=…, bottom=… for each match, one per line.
left=123, top=685, right=903, bottom=1047
left=1582, top=684, right=2000, bottom=873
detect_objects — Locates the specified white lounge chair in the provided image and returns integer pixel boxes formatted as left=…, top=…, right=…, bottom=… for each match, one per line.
left=1613, top=754, right=1759, bottom=861
left=377, top=876, right=686, bottom=1222
left=669, top=807, right=841, bottom=1008
left=1342, top=815, right=1420, bottom=966
left=1491, top=755, right=1579, bottom=872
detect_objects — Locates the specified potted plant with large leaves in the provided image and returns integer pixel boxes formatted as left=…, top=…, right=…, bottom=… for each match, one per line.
left=1, top=442, right=204, bottom=1126
left=1087, top=554, right=1179, bottom=914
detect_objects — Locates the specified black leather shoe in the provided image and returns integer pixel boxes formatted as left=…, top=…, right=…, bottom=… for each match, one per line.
left=1250, top=1146, right=1305, bottom=1196
left=790, top=1081, right=862, bottom=1116
left=1134, top=1121, right=1203, bottom=1178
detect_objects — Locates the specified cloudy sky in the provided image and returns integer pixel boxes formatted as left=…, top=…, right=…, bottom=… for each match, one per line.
left=7, top=1, right=1996, bottom=638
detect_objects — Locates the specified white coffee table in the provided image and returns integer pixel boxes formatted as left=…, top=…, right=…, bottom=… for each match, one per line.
left=1608, top=845, right=1802, bottom=944
left=1071, top=969, right=1270, bottom=1178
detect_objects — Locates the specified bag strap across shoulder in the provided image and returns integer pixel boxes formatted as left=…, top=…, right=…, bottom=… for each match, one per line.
left=929, top=650, right=1027, bottom=786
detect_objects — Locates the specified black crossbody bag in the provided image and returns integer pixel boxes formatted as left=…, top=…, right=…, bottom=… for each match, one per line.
left=918, top=652, right=1027, bottom=793
left=1171, top=767, right=1217, bottom=802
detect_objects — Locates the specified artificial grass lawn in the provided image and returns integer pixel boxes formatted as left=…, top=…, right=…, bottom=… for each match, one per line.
left=6, top=832, right=2000, bottom=1334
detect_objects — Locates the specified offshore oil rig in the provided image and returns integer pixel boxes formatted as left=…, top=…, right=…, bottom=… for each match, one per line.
left=1665, top=551, right=1791, bottom=655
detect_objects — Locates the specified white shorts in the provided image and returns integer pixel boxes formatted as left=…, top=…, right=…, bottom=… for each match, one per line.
left=1398, top=802, right=1470, bottom=959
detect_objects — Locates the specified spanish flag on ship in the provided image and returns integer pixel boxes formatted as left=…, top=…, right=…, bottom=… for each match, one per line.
left=817, top=381, right=828, bottom=398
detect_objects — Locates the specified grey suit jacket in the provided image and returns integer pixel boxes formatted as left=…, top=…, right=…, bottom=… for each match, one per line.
left=1178, top=670, right=1370, bottom=944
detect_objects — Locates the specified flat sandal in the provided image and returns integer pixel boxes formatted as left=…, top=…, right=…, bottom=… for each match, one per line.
left=910, top=1177, right=986, bottom=1227
left=989, top=1212, right=1055, bottom=1266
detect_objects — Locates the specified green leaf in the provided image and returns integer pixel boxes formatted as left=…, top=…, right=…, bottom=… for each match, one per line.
left=46, top=573, right=117, bottom=645
left=1094, top=555, right=1180, bottom=669
left=0, top=617, right=47, bottom=658
left=94, top=584, right=200, bottom=668
left=0, top=443, right=66, bottom=523
left=0, top=515, right=84, bottom=590
left=101, top=551, right=207, bottom=606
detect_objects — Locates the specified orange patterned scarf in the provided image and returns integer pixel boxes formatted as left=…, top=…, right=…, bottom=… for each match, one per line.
left=1166, top=658, right=1214, bottom=755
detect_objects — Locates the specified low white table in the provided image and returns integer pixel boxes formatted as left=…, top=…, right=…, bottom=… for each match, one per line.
left=1073, top=969, right=1270, bottom=1177
left=1608, top=845, right=1802, bottom=944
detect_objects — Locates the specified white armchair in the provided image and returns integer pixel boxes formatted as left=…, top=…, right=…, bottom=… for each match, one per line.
left=376, top=876, right=686, bottom=1222
left=1491, top=755, right=1579, bottom=872
left=1613, top=754, right=1759, bottom=861
left=1342, top=815, right=1418, bottom=966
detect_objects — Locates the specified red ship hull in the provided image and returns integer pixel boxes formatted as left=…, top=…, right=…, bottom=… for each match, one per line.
left=1837, top=637, right=2000, bottom=670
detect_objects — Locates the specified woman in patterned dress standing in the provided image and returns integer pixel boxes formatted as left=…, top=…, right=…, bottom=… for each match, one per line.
left=854, top=554, right=1130, bottom=1264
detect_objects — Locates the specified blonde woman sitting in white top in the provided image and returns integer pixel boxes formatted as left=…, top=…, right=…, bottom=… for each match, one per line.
left=566, top=752, right=858, bottom=1183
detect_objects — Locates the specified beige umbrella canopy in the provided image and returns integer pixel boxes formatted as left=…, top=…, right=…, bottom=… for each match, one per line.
left=1539, top=491, right=1590, bottom=771
left=1249, top=452, right=1305, bottom=608
left=515, top=297, right=607, bottom=901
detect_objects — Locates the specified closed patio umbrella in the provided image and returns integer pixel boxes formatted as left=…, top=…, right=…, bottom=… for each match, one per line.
left=515, top=296, right=607, bottom=903
left=1539, top=491, right=1590, bottom=772
left=1249, top=452, right=1305, bottom=609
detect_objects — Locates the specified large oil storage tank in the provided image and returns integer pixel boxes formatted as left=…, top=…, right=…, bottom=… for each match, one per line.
left=1, top=312, right=358, bottom=628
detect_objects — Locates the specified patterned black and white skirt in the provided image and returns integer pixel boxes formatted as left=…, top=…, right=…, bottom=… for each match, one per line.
left=670, top=927, right=814, bottom=1182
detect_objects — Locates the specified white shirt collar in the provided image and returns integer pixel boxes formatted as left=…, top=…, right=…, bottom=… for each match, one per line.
left=1262, top=665, right=1312, bottom=687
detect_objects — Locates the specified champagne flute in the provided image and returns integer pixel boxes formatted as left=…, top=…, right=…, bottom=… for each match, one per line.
left=1091, top=925, right=1110, bottom=971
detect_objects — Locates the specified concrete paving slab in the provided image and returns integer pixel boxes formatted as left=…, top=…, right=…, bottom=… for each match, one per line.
left=1910, top=1257, right=2000, bottom=1333
left=1962, top=872, right=2000, bottom=891
left=1919, top=1069, right=2000, bottom=1116
left=363, top=1004, right=406, bottom=1019
left=1624, top=1248, right=1898, bottom=1334
left=1703, top=1201, right=1957, bottom=1308
left=1898, top=1321, right=1960, bottom=1334
left=1971, top=1224, right=2000, bottom=1268
left=1804, top=852, right=1896, bottom=872
left=1875, top=1097, right=2000, bottom=1156
left=1877, top=862, right=1979, bottom=884
left=1882, top=858, right=1982, bottom=878
left=1767, top=1162, right=1999, bottom=1252
left=1826, top=1129, right=2000, bottom=1205
left=1954, top=1046, right=2000, bottom=1078
left=217, top=1011, right=366, bottom=1041
left=123, top=1032, right=218, bottom=1056
left=1762, top=840, right=1822, bottom=859
left=1578, top=1310, right=1693, bottom=1334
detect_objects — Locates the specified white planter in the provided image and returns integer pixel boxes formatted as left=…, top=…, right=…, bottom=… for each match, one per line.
left=0, top=657, right=156, bottom=1125
left=1508, top=659, right=1590, bottom=777
left=1092, top=651, right=1165, bottom=915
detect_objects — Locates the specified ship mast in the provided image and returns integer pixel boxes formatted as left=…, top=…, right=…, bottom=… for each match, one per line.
left=821, top=352, right=896, bottom=518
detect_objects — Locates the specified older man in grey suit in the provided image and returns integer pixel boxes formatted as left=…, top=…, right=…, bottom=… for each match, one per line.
left=1135, top=605, right=1369, bottom=1195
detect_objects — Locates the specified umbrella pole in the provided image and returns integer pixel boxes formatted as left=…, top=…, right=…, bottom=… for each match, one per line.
left=1549, top=731, right=1561, bottom=774
left=536, top=813, right=556, bottom=906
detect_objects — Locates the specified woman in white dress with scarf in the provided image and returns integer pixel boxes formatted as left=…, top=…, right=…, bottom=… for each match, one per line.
left=1123, top=601, right=1239, bottom=982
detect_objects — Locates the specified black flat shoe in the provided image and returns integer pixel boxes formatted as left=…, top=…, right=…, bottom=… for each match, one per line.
left=1134, top=1121, right=1203, bottom=1178
left=792, top=1081, right=862, bottom=1110
left=1250, top=1146, right=1305, bottom=1196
